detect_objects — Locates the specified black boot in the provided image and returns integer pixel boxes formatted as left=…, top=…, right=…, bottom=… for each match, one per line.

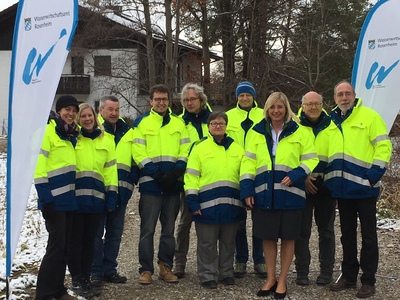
left=71, top=274, right=94, bottom=298
left=83, top=273, right=102, bottom=296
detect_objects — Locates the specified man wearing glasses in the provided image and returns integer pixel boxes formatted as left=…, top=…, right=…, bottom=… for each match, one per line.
left=173, top=83, right=212, bottom=278
left=132, top=84, right=191, bottom=285
left=294, top=91, right=336, bottom=286
left=226, top=81, right=266, bottom=278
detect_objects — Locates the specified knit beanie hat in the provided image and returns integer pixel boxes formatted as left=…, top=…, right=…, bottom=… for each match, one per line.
left=56, top=95, right=79, bottom=112
left=236, top=81, right=256, bottom=100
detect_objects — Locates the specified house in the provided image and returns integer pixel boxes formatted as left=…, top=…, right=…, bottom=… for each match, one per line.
left=0, top=2, right=221, bottom=135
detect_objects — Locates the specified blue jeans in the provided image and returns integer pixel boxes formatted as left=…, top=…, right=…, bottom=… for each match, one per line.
left=235, top=214, right=264, bottom=265
left=138, top=193, right=180, bottom=274
left=91, top=202, right=127, bottom=276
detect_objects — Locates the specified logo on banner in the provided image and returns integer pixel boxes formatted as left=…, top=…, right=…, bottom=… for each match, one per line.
left=365, top=59, right=400, bottom=89
left=24, top=18, right=32, bottom=31
left=368, top=40, right=375, bottom=50
left=22, top=29, right=67, bottom=85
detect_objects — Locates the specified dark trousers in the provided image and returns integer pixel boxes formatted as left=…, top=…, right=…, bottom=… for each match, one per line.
left=68, top=212, right=102, bottom=279
left=235, top=214, right=264, bottom=265
left=337, top=197, right=378, bottom=285
left=92, top=202, right=128, bottom=276
left=295, top=190, right=336, bottom=275
left=35, top=210, right=73, bottom=300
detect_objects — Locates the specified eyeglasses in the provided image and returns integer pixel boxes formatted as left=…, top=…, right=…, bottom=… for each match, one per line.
left=209, top=122, right=226, bottom=128
left=303, top=102, right=322, bottom=107
left=153, top=97, right=169, bottom=103
left=183, top=97, right=199, bottom=103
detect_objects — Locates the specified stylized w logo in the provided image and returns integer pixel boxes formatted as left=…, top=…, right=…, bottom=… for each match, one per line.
left=22, top=29, right=67, bottom=85
left=365, top=59, right=400, bottom=89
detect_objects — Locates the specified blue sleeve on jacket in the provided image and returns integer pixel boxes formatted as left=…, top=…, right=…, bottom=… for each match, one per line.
left=106, top=190, right=118, bottom=211
left=365, top=165, right=386, bottom=186
left=287, top=167, right=308, bottom=186
left=240, top=179, right=255, bottom=200
left=35, top=183, right=54, bottom=205
left=186, top=194, right=201, bottom=213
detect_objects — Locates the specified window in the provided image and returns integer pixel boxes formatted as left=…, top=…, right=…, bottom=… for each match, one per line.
left=94, top=56, right=111, bottom=76
left=71, top=56, right=84, bottom=74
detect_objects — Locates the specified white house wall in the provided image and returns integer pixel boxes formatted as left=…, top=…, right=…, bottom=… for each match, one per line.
left=0, top=50, right=11, bottom=135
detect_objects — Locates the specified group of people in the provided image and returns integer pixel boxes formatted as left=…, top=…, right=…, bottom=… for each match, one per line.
left=34, top=79, right=392, bottom=300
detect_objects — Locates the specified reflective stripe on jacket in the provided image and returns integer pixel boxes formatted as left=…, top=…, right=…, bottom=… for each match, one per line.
left=132, top=108, right=191, bottom=195
left=34, top=120, right=78, bottom=211
left=75, top=130, right=118, bottom=213
left=185, top=134, right=246, bottom=224
left=326, top=98, right=392, bottom=199
left=240, top=119, right=318, bottom=210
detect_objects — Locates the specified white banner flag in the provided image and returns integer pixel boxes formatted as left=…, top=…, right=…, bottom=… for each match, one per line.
left=352, top=0, right=400, bottom=131
left=6, top=0, right=78, bottom=276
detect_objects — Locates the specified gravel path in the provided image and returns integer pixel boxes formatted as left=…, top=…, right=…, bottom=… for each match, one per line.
left=93, top=189, right=400, bottom=300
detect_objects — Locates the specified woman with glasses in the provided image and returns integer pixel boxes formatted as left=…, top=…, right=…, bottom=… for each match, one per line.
left=240, top=92, right=318, bottom=299
left=185, top=111, right=245, bottom=289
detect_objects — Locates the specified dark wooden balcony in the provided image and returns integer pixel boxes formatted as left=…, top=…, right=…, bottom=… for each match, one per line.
left=57, top=74, right=90, bottom=94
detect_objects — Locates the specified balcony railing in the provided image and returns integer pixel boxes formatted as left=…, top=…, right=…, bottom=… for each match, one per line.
left=57, top=74, right=90, bottom=94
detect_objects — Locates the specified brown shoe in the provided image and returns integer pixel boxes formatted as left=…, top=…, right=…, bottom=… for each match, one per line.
left=159, top=261, right=178, bottom=283
left=173, top=265, right=185, bottom=278
left=330, top=277, right=357, bottom=291
left=356, top=285, right=375, bottom=298
left=139, top=272, right=152, bottom=285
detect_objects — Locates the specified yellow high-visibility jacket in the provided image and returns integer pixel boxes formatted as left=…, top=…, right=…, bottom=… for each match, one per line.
left=185, top=134, right=246, bottom=224
left=75, top=129, right=118, bottom=213
left=326, top=98, right=392, bottom=199
left=34, top=119, right=78, bottom=211
left=132, top=108, right=191, bottom=194
left=226, top=101, right=264, bottom=147
left=240, top=119, right=318, bottom=210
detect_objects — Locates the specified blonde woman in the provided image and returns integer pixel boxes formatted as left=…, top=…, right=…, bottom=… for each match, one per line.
left=68, top=104, right=118, bottom=297
left=240, top=92, right=318, bottom=298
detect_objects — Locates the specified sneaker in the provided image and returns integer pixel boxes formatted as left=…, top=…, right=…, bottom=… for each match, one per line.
left=234, top=263, right=246, bottom=278
left=254, top=264, right=267, bottom=278
left=103, top=272, right=127, bottom=283
left=330, top=277, right=357, bottom=291
left=173, top=265, right=185, bottom=278
left=316, top=273, right=333, bottom=285
left=296, top=275, right=310, bottom=286
left=159, top=261, right=178, bottom=283
left=356, top=284, right=375, bottom=298
left=90, top=274, right=103, bottom=287
left=139, top=272, right=153, bottom=285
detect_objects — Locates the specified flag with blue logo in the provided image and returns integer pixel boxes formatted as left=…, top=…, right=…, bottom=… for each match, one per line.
left=352, top=0, right=400, bottom=130
left=6, top=0, right=78, bottom=277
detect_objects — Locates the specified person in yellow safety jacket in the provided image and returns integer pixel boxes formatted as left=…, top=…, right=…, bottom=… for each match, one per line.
left=226, top=81, right=265, bottom=278
left=240, top=92, right=318, bottom=299
left=33, top=95, right=80, bottom=300
left=133, top=84, right=191, bottom=285
left=185, top=111, right=245, bottom=289
left=294, top=92, right=337, bottom=287
left=174, top=83, right=212, bottom=279
left=68, top=104, right=118, bottom=297
left=327, top=81, right=392, bottom=298
left=91, top=96, right=137, bottom=287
